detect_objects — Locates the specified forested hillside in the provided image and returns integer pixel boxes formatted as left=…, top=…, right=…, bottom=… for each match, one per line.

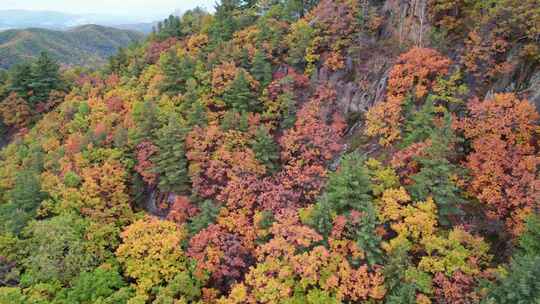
left=0, top=25, right=144, bottom=69
left=0, top=1, right=539, bottom=303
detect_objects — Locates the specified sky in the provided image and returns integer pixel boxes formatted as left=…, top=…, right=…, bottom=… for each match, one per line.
left=0, top=0, right=215, bottom=21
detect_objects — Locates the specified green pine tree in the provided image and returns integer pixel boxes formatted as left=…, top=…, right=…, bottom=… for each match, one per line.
left=250, top=49, right=272, bottom=88
left=518, top=215, right=540, bottom=257
left=401, top=97, right=438, bottom=148
left=188, top=200, right=220, bottom=235
left=130, top=100, right=160, bottom=144
left=152, top=115, right=190, bottom=193
left=484, top=214, right=540, bottom=303
left=208, top=0, right=241, bottom=45
left=7, top=63, right=33, bottom=100
left=250, top=125, right=280, bottom=173
left=277, top=87, right=296, bottom=129
left=310, top=153, right=382, bottom=264
left=29, top=52, right=63, bottom=105
left=0, top=170, right=46, bottom=235
left=222, top=70, right=257, bottom=112
left=240, top=48, right=251, bottom=69
left=186, top=99, right=208, bottom=127
left=407, top=114, right=465, bottom=226
left=159, top=51, right=195, bottom=96
left=309, top=198, right=335, bottom=239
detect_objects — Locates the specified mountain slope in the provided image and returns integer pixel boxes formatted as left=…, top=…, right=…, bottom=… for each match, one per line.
left=0, top=2, right=538, bottom=303
left=0, top=25, right=144, bottom=69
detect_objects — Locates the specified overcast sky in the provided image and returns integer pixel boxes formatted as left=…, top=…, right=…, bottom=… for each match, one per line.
left=0, top=0, right=215, bottom=20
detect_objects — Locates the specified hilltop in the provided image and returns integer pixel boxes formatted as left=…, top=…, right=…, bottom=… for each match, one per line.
left=0, top=24, right=144, bottom=69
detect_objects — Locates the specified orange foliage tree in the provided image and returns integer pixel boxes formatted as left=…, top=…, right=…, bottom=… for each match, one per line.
left=458, top=93, right=540, bottom=235
left=0, top=92, right=32, bottom=129
left=219, top=210, right=386, bottom=303
left=79, top=160, right=134, bottom=226
left=305, top=0, right=360, bottom=73
left=365, top=48, right=451, bottom=146
left=185, top=125, right=265, bottom=199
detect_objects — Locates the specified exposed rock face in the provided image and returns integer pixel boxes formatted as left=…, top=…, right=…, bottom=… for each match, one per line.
left=485, top=45, right=539, bottom=110
left=526, top=70, right=540, bottom=112
left=311, top=0, right=434, bottom=119
left=382, top=0, right=431, bottom=47
left=313, top=0, right=540, bottom=121
left=314, top=34, right=396, bottom=118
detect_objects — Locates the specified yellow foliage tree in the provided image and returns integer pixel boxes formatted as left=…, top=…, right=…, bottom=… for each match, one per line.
left=116, top=216, right=189, bottom=302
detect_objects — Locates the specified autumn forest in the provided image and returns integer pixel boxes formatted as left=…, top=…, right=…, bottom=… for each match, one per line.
left=0, top=0, right=539, bottom=303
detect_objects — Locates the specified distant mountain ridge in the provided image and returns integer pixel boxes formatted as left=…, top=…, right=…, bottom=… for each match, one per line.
left=0, top=10, right=79, bottom=30
left=0, top=25, right=144, bottom=69
left=0, top=9, right=158, bottom=33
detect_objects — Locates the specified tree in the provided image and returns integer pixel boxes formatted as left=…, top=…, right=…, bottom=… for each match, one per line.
left=484, top=255, right=540, bottom=304
left=285, top=19, right=315, bottom=68
left=188, top=224, right=253, bottom=291
left=0, top=93, right=32, bottom=129
left=159, top=50, right=195, bottom=96
left=53, top=267, right=133, bottom=304
left=29, top=52, right=63, bottom=105
left=226, top=211, right=386, bottom=303
left=21, top=214, right=97, bottom=286
left=401, top=97, right=439, bottom=147
left=0, top=170, right=45, bottom=235
left=134, top=141, right=159, bottom=186
left=485, top=215, right=540, bottom=303
left=260, top=85, right=345, bottom=210
left=7, top=63, right=33, bottom=100
left=153, top=267, right=207, bottom=303
left=152, top=115, right=190, bottom=193
left=0, top=287, right=26, bottom=304
left=432, top=271, right=478, bottom=304
left=222, top=70, right=257, bottom=112
left=180, top=7, right=209, bottom=36
left=250, top=49, right=272, bottom=88
left=250, top=125, right=279, bottom=173
left=406, top=114, right=466, bottom=226
left=365, top=48, right=451, bottom=146
left=116, top=217, right=190, bottom=301
left=186, top=98, right=208, bottom=127
left=130, top=100, right=159, bottom=144
left=79, top=160, right=134, bottom=226
left=209, top=0, right=241, bottom=44
left=518, top=215, right=540, bottom=257
left=187, top=200, right=221, bottom=235
left=458, top=93, right=540, bottom=235
left=310, top=153, right=382, bottom=264
left=156, top=15, right=183, bottom=40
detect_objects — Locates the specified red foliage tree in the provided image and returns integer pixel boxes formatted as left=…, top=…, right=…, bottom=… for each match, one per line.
left=269, top=85, right=345, bottom=209
left=134, top=141, right=159, bottom=186
left=166, top=195, right=199, bottom=224
left=146, top=37, right=180, bottom=63
left=433, top=271, right=481, bottom=304
left=188, top=224, right=254, bottom=291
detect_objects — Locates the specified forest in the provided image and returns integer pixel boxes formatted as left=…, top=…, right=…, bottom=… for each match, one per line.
left=0, top=0, right=539, bottom=303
